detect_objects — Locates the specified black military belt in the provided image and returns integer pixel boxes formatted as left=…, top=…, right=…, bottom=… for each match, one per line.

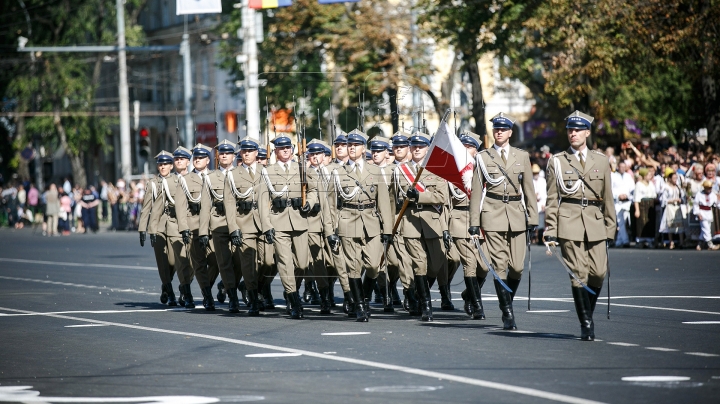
left=453, top=205, right=470, bottom=211
left=189, top=202, right=200, bottom=215
left=341, top=201, right=376, bottom=211
left=237, top=200, right=259, bottom=211
left=562, top=198, right=603, bottom=207
left=415, top=204, right=443, bottom=212
left=213, top=201, right=225, bottom=215
left=485, top=193, right=522, bottom=203
left=164, top=206, right=176, bottom=218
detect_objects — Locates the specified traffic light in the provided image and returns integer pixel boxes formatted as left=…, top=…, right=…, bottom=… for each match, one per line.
left=138, top=127, right=150, bottom=158
left=225, top=111, right=237, bottom=133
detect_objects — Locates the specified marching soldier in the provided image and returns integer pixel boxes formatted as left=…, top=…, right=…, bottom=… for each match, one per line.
left=148, top=147, right=194, bottom=308
left=139, top=151, right=177, bottom=306
left=333, top=134, right=350, bottom=165
left=200, top=139, right=242, bottom=312
left=544, top=111, right=616, bottom=341
left=261, top=135, right=319, bottom=319
left=326, top=129, right=393, bottom=321
left=388, top=132, right=414, bottom=310
left=469, top=113, right=538, bottom=330
left=255, top=146, right=277, bottom=308
left=391, top=132, right=451, bottom=322
left=448, top=133, right=489, bottom=319
left=224, top=138, right=273, bottom=316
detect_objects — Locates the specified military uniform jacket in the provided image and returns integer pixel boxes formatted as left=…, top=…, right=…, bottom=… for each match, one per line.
left=377, top=163, right=396, bottom=187
left=199, top=168, right=231, bottom=235
left=326, top=162, right=392, bottom=239
left=390, top=162, right=449, bottom=239
left=448, top=184, right=475, bottom=239
left=138, top=177, right=160, bottom=233
left=469, top=147, right=539, bottom=232
left=304, top=166, right=333, bottom=234
left=544, top=148, right=616, bottom=242
left=178, top=171, right=206, bottom=232
left=148, top=174, right=189, bottom=236
left=223, top=165, right=271, bottom=235
left=261, top=161, right=318, bottom=232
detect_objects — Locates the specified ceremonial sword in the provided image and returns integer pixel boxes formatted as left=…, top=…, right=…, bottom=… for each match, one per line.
left=544, top=243, right=597, bottom=295
left=471, top=236, right=512, bottom=293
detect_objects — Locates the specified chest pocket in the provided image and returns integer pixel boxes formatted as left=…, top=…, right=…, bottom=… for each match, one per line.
left=512, top=165, right=523, bottom=174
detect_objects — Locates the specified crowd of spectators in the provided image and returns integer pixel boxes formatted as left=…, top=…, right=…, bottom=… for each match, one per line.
left=529, top=138, right=720, bottom=250
left=1, top=176, right=151, bottom=235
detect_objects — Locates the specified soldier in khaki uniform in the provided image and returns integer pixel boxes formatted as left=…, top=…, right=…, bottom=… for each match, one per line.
left=261, top=135, right=319, bottom=319
left=544, top=111, right=616, bottom=341
left=326, top=130, right=393, bottom=322
left=148, top=147, right=194, bottom=308
left=139, top=151, right=177, bottom=306
left=447, top=134, right=490, bottom=319
left=391, top=133, right=451, bottom=322
left=224, top=139, right=273, bottom=316
left=199, top=139, right=241, bottom=311
left=388, top=133, right=414, bottom=310
left=469, top=113, right=538, bottom=330
left=254, top=147, right=277, bottom=309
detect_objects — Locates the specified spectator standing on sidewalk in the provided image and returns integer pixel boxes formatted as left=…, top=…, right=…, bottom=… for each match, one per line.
left=612, top=161, right=635, bottom=247
left=27, top=184, right=39, bottom=219
left=659, top=170, right=686, bottom=249
left=44, top=184, right=59, bottom=236
left=634, top=168, right=657, bottom=247
left=694, top=180, right=719, bottom=250
left=81, top=187, right=100, bottom=233
left=99, top=181, right=109, bottom=222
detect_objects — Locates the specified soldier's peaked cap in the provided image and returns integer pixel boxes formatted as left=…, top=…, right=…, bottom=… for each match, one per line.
left=306, top=139, right=327, bottom=154
left=239, top=139, right=259, bottom=151
left=173, top=146, right=192, bottom=159
left=369, top=136, right=391, bottom=152
left=192, top=143, right=213, bottom=157
left=215, top=139, right=236, bottom=153
left=347, top=129, right=368, bottom=144
left=460, top=132, right=482, bottom=149
left=271, top=136, right=293, bottom=148
left=392, top=131, right=411, bottom=147
left=155, top=150, right=173, bottom=164
left=490, top=112, right=515, bottom=129
left=333, top=134, right=348, bottom=144
left=410, top=133, right=431, bottom=146
left=257, top=148, right=268, bottom=159
left=565, top=110, right=594, bottom=130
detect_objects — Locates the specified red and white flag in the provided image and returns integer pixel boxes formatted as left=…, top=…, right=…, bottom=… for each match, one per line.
left=420, top=121, right=474, bottom=195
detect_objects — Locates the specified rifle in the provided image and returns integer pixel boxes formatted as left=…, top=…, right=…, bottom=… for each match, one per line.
left=175, top=108, right=180, bottom=147
left=214, top=102, right=219, bottom=170
left=329, top=100, right=336, bottom=159
left=265, top=97, right=271, bottom=155
left=295, top=95, right=307, bottom=206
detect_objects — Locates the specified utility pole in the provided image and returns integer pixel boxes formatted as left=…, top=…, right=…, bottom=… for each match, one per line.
left=116, top=0, right=131, bottom=181
left=181, top=17, right=194, bottom=149
left=410, top=0, right=421, bottom=133
left=242, top=0, right=260, bottom=141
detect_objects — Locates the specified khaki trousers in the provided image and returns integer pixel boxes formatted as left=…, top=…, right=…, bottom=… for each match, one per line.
left=307, top=232, right=329, bottom=289
left=450, top=237, right=489, bottom=279
left=152, top=233, right=175, bottom=284
left=404, top=237, right=447, bottom=280
left=233, top=233, right=261, bottom=291
left=484, top=230, right=526, bottom=280
left=274, top=230, right=309, bottom=293
left=388, top=237, right=413, bottom=289
left=257, top=237, right=277, bottom=289
left=341, top=235, right=381, bottom=279
left=190, top=232, right=219, bottom=289
left=325, top=240, right=350, bottom=293
left=212, top=230, right=241, bottom=289
left=168, top=236, right=194, bottom=285
left=560, top=238, right=607, bottom=288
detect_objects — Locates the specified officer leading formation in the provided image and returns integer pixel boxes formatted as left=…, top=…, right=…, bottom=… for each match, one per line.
left=137, top=109, right=616, bottom=340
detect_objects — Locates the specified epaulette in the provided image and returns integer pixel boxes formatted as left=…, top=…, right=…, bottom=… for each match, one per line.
left=480, top=148, right=491, bottom=154
left=553, top=152, right=564, bottom=157
left=590, top=150, right=605, bottom=156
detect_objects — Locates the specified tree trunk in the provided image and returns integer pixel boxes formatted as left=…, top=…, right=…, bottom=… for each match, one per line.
left=466, top=59, right=485, bottom=136
left=54, top=108, right=87, bottom=189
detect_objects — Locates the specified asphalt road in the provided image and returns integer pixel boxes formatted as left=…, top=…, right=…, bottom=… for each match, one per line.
left=0, top=227, right=719, bottom=404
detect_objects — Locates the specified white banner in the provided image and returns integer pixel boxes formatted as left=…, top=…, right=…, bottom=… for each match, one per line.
left=176, top=0, right=222, bottom=15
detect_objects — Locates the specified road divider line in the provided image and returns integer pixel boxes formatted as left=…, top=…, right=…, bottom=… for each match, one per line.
left=0, top=306, right=606, bottom=404
left=0, top=258, right=155, bottom=271
left=65, top=324, right=110, bottom=328
left=685, top=352, right=719, bottom=357
left=645, top=347, right=679, bottom=352
left=0, top=276, right=156, bottom=296
left=682, top=321, right=720, bottom=324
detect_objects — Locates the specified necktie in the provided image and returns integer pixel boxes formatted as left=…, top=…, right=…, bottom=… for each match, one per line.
left=501, top=149, right=507, bottom=165
left=248, top=166, right=255, bottom=180
left=579, top=153, right=585, bottom=169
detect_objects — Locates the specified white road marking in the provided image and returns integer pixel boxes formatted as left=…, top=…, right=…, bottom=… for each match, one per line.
left=64, top=324, right=110, bottom=328
left=685, top=352, right=719, bottom=357
left=0, top=306, right=607, bottom=404
left=245, top=353, right=302, bottom=358
left=526, top=310, right=570, bottom=313
left=0, top=258, right=155, bottom=271
left=621, top=376, right=690, bottom=382
left=0, top=309, right=176, bottom=317
left=321, top=332, right=371, bottom=336
left=364, top=385, right=443, bottom=393
left=595, top=302, right=720, bottom=316
left=0, top=385, right=223, bottom=403
left=0, top=276, right=155, bottom=296
left=682, top=321, right=720, bottom=324
left=606, top=342, right=639, bottom=347
left=645, top=347, right=679, bottom=352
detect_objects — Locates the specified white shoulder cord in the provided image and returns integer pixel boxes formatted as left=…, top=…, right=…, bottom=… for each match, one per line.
left=179, top=175, right=202, bottom=204
left=449, top=183, right=467, bottom=201
left=332, top=168, right=360, bottom=200
left=203, top=171, right=224, bottom=201
left=475, top=153, right=506, bottom=187
left=161, top=177, right=176, bottom=206
left=226, top=169, right=255, bottom=199
left=260, top=166, right=288, bottom=197
left=552, top=156, right=583, bottom=196
left=150, top=180, right=157, bottom=200
left=393, top=165, right=407, bottom=198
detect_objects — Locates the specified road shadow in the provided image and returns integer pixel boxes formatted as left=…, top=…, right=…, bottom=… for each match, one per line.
left=486, top=330, right=579, bottom=340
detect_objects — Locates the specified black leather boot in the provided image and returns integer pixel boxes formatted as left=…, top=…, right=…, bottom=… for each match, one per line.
left=471, top=277, right=486, bottom=320
left=164, top=283, right=178, bottom=306
left=588, top=285, right=602, bottom=314
left=160, top=284, right=169, bottom=304
left=201, top=286, right=216, bottom=311
left=494, top=279, right=516, bottom=330
left=572, top=287, right=595, bottom=341
left=247, top=289, right=260, bottom=316
left=404, top=287, right=421, bottom=316
left=462, top=277, right=475, bottom=318
left=319, top=287, right=331, bottom=314
left=350, top=278, right=368, bottom=322
left=262, top=283, right=275, bottom=309
left=227, top=288, right=240, bottom=313
left=216, top=280, right=226, bottom=303
left=328, top=277, right=337, bottom=307
left=238, top=280, right=248, bottom=306
left=373, top=282, right=383, bottom=303
left=376, top=275, right=394, bottom=313
left=390, top=280, right=402, bottom=306
left=416, top=276, right=433, bottom=322
left=302, top=280, right=312, bottom=303
left=362, top=276, right=377, bottom=318
left=283, top=291, right=291, bottom=315
left=181, top=284, right=195, bottom=309
left=310, top=281, right=321, bottom=305
left=505, top=277, right=521, bottom=301
left=288, top=291, right=304, bottom=319
left=343, top=291, right=354, bottom=316
left=178, top=285, right=186, bottom=307
left=439, top=284, right=455, bottom=310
